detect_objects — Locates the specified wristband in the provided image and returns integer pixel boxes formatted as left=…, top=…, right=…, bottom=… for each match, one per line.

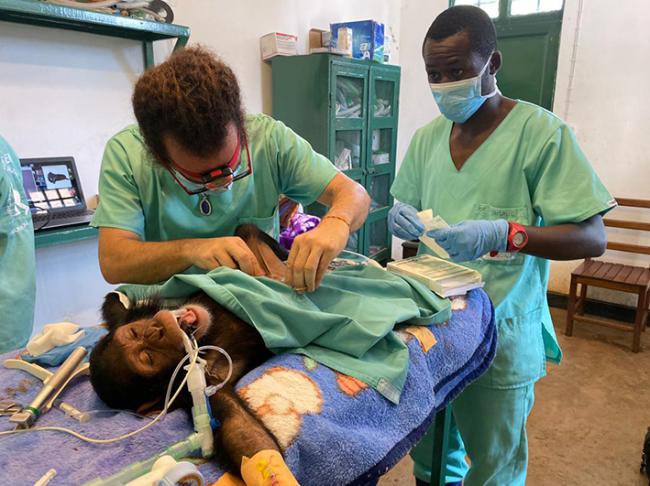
left=322, top=215, right=351, bottom=231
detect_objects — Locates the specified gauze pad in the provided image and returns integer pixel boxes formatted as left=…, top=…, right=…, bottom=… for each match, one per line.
left=417, top=209, right=450, bottom=259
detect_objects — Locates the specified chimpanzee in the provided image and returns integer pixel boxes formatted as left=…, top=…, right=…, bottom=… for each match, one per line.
left=89, top=225, right=290, bottom=474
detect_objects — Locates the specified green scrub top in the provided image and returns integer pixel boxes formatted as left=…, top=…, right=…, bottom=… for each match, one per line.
left=91, top=114, right=339, bottom=245
left=0, top=135, right=36, bottom=353
left=391, top=101, right=615, bottom=388
left=118, top=264, right=451, bottom=404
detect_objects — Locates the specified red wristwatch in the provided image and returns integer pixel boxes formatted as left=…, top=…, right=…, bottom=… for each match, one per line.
left=506, top=221, right=528, bottom=252
left=490, top=221, right=528, bottom=256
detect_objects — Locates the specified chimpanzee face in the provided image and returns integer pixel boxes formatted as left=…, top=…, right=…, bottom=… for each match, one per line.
left=111, top=305, right=212, bottom=377
left=89, top=293, right=214, bottom=410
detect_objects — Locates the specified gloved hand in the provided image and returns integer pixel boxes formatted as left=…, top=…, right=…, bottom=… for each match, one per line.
left=388, top=202, right=425, bottom=240
left=427, top=219, right=509, bottom=262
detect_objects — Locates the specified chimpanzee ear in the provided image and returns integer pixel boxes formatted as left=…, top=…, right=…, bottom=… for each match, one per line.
left=101, top=292, right=130, bottom=330
left=136, top=397, right=166, bottom=416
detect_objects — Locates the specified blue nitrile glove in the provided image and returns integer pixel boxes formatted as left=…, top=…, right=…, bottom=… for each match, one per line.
left=427, top=219, right=509, bottom=262
left=388, top=202, right=425, bottom=240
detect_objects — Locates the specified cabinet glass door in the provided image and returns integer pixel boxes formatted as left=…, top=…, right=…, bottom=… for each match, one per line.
left=367, top=65, right=399, bottom=174
left=333, top=129, right=363, bottom=174
left=373, top=79, right=395, bottom=118
left=366, top=210, right=391, bottom=261
left=330, top=61, right=368, bottom=180
left=332, top=63, right=368, bottom=121
left=369, top=128, right=393, bottom=168
left=368, top=173, right=391, bottom=212
left=335, top=77, right=364, bottom=118
left=345, top=228, right=363, bottom=254
left=370, top=66, right=399, bottom=120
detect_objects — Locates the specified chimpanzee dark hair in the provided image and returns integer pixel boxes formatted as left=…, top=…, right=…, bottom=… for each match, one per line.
left=89, top=296, right=186, bottom=411
left=423, top=5, right=497, bottom=62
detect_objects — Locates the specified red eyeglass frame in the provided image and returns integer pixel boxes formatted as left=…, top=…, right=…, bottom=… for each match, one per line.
left=167, top=137, right=253, bottom=195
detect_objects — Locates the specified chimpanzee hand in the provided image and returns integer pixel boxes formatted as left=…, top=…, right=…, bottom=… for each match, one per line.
left=286, top=217, right=349, bottom=292
left=190, top=237, right=265, bottom=276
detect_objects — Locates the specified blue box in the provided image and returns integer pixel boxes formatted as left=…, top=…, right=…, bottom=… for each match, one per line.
left=330, top=20, right=385, bottom=63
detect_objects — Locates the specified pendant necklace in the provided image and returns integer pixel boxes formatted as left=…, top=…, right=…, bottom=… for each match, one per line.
left=199, top=194, right=212, bottom=216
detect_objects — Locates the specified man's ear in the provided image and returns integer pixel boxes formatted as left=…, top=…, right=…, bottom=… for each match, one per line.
left=101, top=292, right=130, bottom=330
left=489, top=50, right=502, bottom=75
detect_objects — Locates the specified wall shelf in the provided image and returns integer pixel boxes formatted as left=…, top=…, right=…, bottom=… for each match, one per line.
left=35, top=225, right=98, bottom=249
left=3, top=0, right=190, bottom=249
left=0, top=0, right=190, bottom=67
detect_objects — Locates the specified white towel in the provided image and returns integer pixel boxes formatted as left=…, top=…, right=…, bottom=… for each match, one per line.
left=26, top=322, right=85, bottom=356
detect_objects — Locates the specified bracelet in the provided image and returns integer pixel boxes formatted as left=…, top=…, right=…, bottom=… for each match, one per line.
left=322, top=215, right=352, bottom=231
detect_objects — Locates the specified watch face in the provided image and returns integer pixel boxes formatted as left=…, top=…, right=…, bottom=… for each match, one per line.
left=513, top=231, right=526, bottom=247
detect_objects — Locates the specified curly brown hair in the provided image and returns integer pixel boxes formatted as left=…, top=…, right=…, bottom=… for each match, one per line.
left=132, top=45, right=246, bottom=166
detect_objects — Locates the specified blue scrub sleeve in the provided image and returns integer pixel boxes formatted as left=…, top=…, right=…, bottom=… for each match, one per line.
left=390, top=129, right=423, bottom=210
left=269, top=119, right=339, bottom=207
left=528, top=125, right=616, bottom=226
left=91, top=137, right=146, bottom=238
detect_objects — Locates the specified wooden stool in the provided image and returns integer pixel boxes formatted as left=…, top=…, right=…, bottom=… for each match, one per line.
left=565, top=198, right=650, bottom=352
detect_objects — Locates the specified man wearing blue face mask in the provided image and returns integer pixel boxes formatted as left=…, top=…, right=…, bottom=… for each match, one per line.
left=389, top=6, right=615, bottom=486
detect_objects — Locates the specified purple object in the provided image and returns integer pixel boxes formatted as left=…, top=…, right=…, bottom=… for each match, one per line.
left=279, top=213, right=321, bottom=250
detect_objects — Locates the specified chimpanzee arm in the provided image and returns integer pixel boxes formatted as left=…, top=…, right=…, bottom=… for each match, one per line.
left=234, top=224, right=288, bottom=280
left=209, top=384, right=279, bottom=471
left=234, top=224, right=288, bottom=261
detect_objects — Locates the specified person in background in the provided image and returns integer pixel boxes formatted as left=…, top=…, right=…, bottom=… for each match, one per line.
left=0, top=134, right=35, bottom=353
left=388, top=6, right=615, bottom=486
left=92, top=46, right=369, bottom=290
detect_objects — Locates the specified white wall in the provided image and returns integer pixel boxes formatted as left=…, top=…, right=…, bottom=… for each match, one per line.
left=391, top=0, right=448, bottom=260
left=549, top=0, right=650, bottom=302
left=1, top=1, right=401, bottom=333
left=396, top=0, right=446, bottom=167
left=164, top=0, right=401, bottom=115
left=0, top=23, right=143, bottom=330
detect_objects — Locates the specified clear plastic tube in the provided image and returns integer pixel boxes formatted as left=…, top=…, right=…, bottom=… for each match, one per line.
left=0, top=338, right=233, bottom=446
left=0, top=347, right=199, bottom=444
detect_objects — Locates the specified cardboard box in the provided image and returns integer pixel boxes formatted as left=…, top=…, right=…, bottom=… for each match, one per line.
left=329, top=20, right=385, bottom=63
left=260, top=32, right=297, bottom=61
left=309, top=28, right=328, bottom=49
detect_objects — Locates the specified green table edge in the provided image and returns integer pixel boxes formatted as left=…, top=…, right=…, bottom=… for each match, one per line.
left=35, top=225, right=98, bottom=249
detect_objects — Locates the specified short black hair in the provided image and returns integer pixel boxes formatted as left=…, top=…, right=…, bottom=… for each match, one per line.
left=423, top=5, right=497, bottom=61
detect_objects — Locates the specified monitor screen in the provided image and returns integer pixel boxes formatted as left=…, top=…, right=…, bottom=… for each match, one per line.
left=21, top=161, right=83, bottom=213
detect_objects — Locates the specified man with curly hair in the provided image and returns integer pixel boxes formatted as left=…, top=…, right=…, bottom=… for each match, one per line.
left=92, top=46, right=370, bottom=290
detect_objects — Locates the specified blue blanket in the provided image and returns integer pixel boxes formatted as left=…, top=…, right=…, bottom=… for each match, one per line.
left=0, top=290, right=495, bottom=486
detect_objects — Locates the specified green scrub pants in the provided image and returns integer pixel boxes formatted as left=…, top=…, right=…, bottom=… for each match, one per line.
left=411, top=381, right=535, bottom=486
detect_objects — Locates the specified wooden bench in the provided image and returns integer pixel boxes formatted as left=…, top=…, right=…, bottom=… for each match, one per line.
left=565, top=198, right=650, bottom=352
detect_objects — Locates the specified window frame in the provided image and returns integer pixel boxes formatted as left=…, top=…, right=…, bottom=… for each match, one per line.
left=449, top=0, right=564, bottom=22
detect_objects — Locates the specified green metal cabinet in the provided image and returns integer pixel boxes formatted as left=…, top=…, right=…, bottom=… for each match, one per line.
left=272, top=54, right=400, bottom=262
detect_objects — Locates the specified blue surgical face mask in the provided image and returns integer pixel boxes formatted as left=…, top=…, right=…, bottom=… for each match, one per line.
left=429, top=57, right=498, bottom=123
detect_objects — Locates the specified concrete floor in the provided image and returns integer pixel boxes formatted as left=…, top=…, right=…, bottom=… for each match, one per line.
left=379, top=307, right=650, bottom=486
